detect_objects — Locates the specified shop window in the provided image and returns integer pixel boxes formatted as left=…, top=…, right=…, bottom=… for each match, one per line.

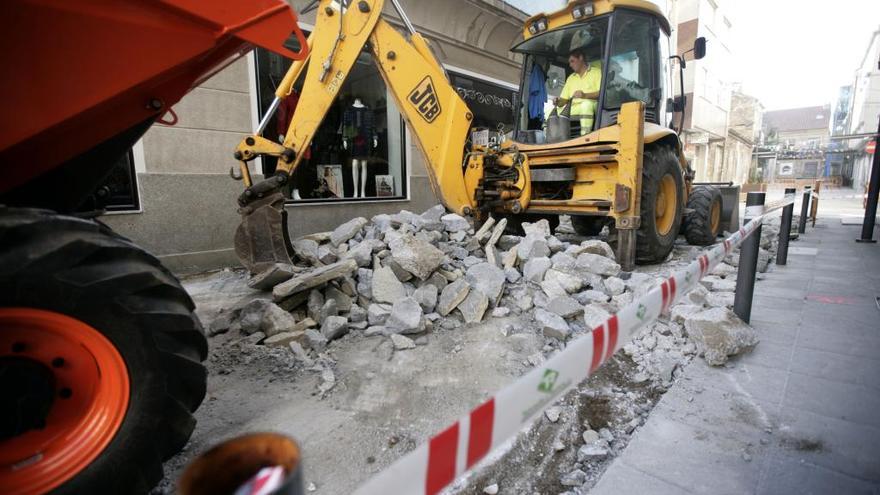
left=802, top=161, right=819, bottom=177
left=255, top=37, right=406, bottom=202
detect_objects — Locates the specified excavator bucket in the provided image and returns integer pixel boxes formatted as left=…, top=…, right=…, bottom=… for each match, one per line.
left=234, top=192, right=295, bottom=274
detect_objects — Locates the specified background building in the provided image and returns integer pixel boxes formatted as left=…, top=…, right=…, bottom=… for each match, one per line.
left=846, top=26, right=880, bottom=190
left=667, top=0, right=735, bottom=182
left=758, top=105, right=831, bottom=185
left=101, top=0, right=528, bottom=274
left=724, top=88, right=762, bottom=185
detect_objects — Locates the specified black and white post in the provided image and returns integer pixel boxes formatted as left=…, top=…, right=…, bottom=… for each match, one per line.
left=734, top=192, right=765, bottom=323
left=776, top=187, right=796, bottom=265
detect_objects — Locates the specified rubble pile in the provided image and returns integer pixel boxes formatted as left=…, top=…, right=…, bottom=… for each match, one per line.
left=206, top=205, right=786, bottom=397
left=209, top=205, right=653, bottom=375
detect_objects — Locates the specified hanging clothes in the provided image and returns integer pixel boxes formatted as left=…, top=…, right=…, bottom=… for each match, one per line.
left=342, top=105, right=375, bottom=159
left=528, top=64, right=547, bottom=121
left=276, top=90, right=311, bottom=159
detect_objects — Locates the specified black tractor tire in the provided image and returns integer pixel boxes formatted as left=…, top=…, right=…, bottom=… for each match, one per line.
left=0, top=208, right=207, bottom=494
left=683, top=185, right=723, bottom=245
left=570, top=216, right=607, bottom=236
left=633, top=146, right=685, bottom=263
left=503, top=213, right=560, bottom=236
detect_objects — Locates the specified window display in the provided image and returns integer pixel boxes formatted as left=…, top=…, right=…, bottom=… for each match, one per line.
left=255, top=40, right=407, bottom=202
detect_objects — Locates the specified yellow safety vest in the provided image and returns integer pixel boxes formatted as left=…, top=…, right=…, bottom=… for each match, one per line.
left=558, top=60, right=602, bottom=132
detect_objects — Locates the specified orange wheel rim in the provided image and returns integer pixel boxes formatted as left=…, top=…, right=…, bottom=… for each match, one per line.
left=655, top=174, right=677, bottom=236
left=710, top=200, right=721, bottom=233
left=0, top=308, right=129, bottom=495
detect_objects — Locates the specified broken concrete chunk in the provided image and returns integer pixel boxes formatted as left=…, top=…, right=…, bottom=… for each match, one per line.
left=412, top=284, right=438, bottom=313
left=706, top=291, right=735, bottom=308
left=273, top=259, right=357, bottom=301
left=292, top=238, right=322, bottom=266
left=324, top=286, right=352, bottom=313
left=603, top=276, right=626, bottom=296
left=260, top=303, right=298, bottom=337
left=684, top=307, right=758, bottom=366
left=441, top=213, right=471, bottom=232
left=385, top=297, right=425, bottom=334
left=315, top=244, right=338, bottom=265
left=384, top=257, right=414, bottom=282
left=317, top=299, right=338, bottom=325
left=421, top=204, right=446, bottom=223
left=542, top=268, right=584, bottom=297
left=349, top=304, right=367, bottom=323
left=305, top=329, right=328, bottom=352
left=437, top=278, right=471, bottom=316
left=307, top=289, right=324, bottom=321
left=367, top=303, right=392, bottom=326
left=458, top=289, right=489, bottom=323
left=583, top=304, right=611, bottom=330
left=536, top=308, right=570, bottom=340
left=263, top=330, right=307, bottom=348
left=330, top=217, right=368, bottom=247
left=670, top=303, right=704, bottom=324
left=248, top=263, right=299, bottom=290
left=465, top=262, right=506, bottom=303
left=238, top=299, right=272, bottom=335
left=546, top=295, right=583, bottom=319
left=560, top=469, right=587, bottom=487
left=208, top=311, right=235, bottom=336
left=517, top=233, right=550, bottom=260
left=522, top=256, right=552, bottom=283
left=372, top=265, right=407, bottom=304
left=701, top=276, right=736, bottom=292
left=390, top=235, right=445, bottom=280
left=320, top=315, right=349, bottom=341
left=576, top=252, right=621, bottom=277
left=356, top=268, right=373, bottom=299
left=522, top=218, right=552, bottom=237
left=390, top=333, right=417, bottom=350
left=288, top=342, right=314, bottom=366
left=574, top=239, right=616, bottom=259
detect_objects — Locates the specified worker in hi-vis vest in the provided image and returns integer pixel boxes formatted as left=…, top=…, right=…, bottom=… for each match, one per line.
left=554, top=49, right=602, bottom=136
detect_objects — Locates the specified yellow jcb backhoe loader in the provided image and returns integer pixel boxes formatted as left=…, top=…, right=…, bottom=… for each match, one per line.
left=232, top=0, right=730, bottom=272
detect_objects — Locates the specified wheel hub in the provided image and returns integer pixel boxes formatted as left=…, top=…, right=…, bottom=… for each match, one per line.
left=0, top=308, right=130, bottom=495
left=0, top=357, right=56, bottom=440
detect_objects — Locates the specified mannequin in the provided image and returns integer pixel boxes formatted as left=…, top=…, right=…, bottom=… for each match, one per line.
left=342, top=98, right=377, bottom=198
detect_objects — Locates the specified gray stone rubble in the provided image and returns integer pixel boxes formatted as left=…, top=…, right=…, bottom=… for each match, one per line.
left=195, top=206, right=788, bottom=495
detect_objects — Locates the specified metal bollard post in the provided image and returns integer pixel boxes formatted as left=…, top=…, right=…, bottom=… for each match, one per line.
left=734, top=192, right=765, bottom=323
left=776, top=187, right=796, bottom=265
left=856, top=116, right=880, bottom=243
left=797, top=185, right=811, bottom=234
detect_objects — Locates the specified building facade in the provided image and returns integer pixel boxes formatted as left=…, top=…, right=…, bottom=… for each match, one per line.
left=723, top=89, right=762, bottom=185
left=846, top=27, right=880, bottom=190
left=667, top=0, right=735, bottom=182
left=757, top=105, right=831, bottom=184
left=101, top=0, right=528, bottom=274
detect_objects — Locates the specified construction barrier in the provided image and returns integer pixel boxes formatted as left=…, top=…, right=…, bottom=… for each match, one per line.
left=353, top=196, right=797, bottom=495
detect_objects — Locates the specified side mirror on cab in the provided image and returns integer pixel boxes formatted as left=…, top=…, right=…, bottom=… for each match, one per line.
left=693, top=37, right=707, bottom=60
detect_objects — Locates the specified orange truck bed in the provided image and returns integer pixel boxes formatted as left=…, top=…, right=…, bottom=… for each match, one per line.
left=0, top=0, right=308, bottom=196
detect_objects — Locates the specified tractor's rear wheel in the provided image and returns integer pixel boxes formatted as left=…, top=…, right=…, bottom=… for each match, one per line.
left=683, top=185, right=723, bottom=245
left=570, top=216, right=607, bottom=236
left=633, top=147, right=684, bottom=263
left=0, top=208, right=207, bottom=494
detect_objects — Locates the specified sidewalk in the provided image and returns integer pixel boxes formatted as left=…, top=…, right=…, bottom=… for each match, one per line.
left=590, top=201, right=880, bottom=494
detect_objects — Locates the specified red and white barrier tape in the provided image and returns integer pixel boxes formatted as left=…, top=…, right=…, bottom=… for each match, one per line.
left=353, top=198, right=795, bottom=495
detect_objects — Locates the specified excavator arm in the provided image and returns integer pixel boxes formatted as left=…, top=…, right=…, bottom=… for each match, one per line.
left=233, top=0, right=476, bottom=272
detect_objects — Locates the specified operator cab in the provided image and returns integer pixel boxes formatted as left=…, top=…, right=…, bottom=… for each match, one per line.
left=511, top=6, right=671, bottom=145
